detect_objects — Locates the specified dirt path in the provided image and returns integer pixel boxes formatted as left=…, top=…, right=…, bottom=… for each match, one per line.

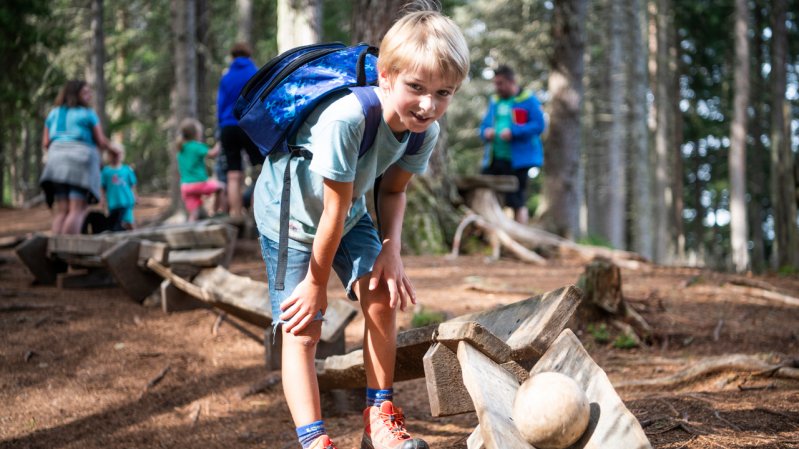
left=1, top=199, right=798, bottom=448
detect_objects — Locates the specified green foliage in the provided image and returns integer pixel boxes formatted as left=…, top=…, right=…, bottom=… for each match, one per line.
left=613, top=333, right=638, bottom=349
left=577, top=234, right=615, bottom=249
left=587, top=323, right=610, bottom=344
left=411, top=307, right=447, bottom=328
left=778, top=265, right=798, bottom=276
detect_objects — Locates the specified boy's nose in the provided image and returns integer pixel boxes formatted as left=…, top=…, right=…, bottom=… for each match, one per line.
left=419, top=94, right=435, bottom=112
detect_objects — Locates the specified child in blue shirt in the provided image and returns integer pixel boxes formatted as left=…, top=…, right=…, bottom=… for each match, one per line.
left=101, top=146, right=137, bottom=231
left=253, top=6, right=469, bottom=449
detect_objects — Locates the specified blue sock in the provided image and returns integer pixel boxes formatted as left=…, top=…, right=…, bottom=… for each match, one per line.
left=296, top=420, right=326, bottom=449
left=366, top=387, right=393, bottom=407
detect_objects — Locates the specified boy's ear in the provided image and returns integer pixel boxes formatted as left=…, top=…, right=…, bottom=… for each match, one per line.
left=378, top=70, right=393, bottom=90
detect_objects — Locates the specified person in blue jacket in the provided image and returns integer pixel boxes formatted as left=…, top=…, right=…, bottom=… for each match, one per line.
left=217, top=42, right=264, bottom=221
left=479, top=65, right=545, bottom=224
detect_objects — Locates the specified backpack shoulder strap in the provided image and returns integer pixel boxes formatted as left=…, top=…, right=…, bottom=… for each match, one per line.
left=350, top=86, right=427, bottom=158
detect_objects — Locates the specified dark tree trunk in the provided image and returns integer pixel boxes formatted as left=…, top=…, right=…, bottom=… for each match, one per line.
left=90, top=0, right=108, bottom=131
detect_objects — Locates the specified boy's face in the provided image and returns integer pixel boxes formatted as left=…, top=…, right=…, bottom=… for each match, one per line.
left=380, top=69, right=457, bottom=134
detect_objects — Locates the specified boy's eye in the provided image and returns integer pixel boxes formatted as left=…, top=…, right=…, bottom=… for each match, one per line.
left=407, top=83, right=423, bottom=91
left=437, top=90, right=452, bottom=97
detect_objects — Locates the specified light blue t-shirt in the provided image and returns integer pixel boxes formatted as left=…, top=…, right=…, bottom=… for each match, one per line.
left=45, top=106, right=100, bottom=147
left=254, top=88, right=439, bottom=251
left=101, top=164, right=137, bottom=210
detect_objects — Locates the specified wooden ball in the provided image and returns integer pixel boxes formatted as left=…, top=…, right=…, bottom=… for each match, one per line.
left=511, top=372, right=590, bottom=449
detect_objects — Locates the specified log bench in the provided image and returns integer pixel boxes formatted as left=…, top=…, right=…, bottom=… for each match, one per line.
left=14, top=221, right=237, bottom=301
left=146, top=260, right=358, bottom=371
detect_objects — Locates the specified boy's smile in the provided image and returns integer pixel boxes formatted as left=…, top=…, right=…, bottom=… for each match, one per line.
left=379, top=70, right=456, bottom=135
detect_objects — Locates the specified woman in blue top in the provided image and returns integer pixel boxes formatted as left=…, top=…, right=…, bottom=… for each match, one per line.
left=40, top=80, right=119, bottom=235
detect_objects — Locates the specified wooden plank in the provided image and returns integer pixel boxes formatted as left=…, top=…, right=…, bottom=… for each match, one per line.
left=450, top=285, right=582, bottom=361
left=15, top=235, right=66, bottom=285
left=138, top=241, right=169, bottom=265
left=163, top=223, right=231, bottom=249
left=58, top=255, right=106, bottom=268
left=316, top=325, right=437, bottom=391
left=160, top=279, right=207, bottom=312
left=436, top=321, right=512, bottom=364
left=146, top=259, right=216, bottom=302
left=455, top=175, right=519, bottom=193
left=423, top=342, right=472, bottom=417
left=467, top=426, right=484, bottom=449
left=192, top=266, right=271, bottom=328
left=168, top=248, right=226, bottom=267
left=530, top=329, right=652, bottom=449
left=47, top=235, right=117, bottom=256
left=457, top=342, right=531, bottom=449
left=102, top=240, right=163, bottom=302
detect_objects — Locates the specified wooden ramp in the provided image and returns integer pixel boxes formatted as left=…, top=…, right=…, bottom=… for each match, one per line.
left=461, top=328, right=651, bottom=449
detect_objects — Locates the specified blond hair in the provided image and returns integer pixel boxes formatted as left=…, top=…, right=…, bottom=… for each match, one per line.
left=378, top=9, right=469, bottom=87
left=176, top=118, right=203, bottom=152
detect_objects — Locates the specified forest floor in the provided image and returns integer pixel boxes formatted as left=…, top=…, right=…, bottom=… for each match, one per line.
left=1, top=194, right=798, bottom=449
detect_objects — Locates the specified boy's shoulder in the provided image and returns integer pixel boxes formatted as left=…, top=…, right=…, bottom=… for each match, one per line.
left=309, top=90, right=366, bottom=127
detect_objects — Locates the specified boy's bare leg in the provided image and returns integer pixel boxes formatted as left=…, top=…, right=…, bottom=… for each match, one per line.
left=226, top=170, right=244, bottom=218
left=281, top=320, right=324, bottom=426
left=356, top=279, right=397, bottom=388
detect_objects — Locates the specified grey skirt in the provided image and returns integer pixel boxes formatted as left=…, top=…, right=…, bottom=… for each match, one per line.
left=40, top=140, right=102, bottom=206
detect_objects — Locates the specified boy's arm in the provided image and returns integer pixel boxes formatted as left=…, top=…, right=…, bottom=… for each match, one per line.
left=280, top=177, right=353, bottom=335
left=370, top=164, right=417, bottom=311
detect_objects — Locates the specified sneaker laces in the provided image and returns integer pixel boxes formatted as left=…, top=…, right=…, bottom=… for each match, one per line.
left=379, top=407, right=410, bottom=440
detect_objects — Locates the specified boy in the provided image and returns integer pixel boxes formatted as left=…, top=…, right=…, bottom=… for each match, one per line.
left=100, top=145, right=137, bottom=231
left=253, top=7, right=469, bottom=449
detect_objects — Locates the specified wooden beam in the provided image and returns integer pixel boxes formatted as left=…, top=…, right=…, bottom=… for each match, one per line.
left=457, top=342, right=531, bottom=449
left=102, top=240, right=163, bottom=302
left=436, top=321, right=512, bottom=364
left=530, top=329, right=652, bottom=449
left=160, top=279, right=207, bottom=312
left=56, top=268, right=116, bottom=289
left=15, top=235, right=65, bottom=285
left=167, top=248, right=226, bottom=267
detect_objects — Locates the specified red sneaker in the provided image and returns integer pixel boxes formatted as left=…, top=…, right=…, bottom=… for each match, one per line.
left=361, top=401, right=429, bottom=449
left=308, top=435, right=338, bottom=449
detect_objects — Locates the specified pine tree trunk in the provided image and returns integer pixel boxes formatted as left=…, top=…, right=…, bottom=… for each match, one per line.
left=747, top=0, right=767, bottom=272
left=769, top=0, right=799, bottom=268
left=541, top=0, right=586, bottom=239
left=628, top=0, right=652, bottom=260
left=90, top=0, right=108, bottom=131
left=277, top=0, right=321, bottom=53
left=171, top=0, right=198, bottom=212
left=196, top=0, right=210, bottom=129
left=729, top=0, right=750, bottom=272
left=350, top=0, right=406, bottom=44
left=236, top=0, right=253, bottom=46
left=606, top=0, right=626, bottom=249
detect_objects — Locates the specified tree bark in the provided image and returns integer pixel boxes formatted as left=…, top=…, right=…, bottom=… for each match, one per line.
left=769, top=0, right=799, bottom=268
left=350, top=0, right=406, bottom=44
left=277, top=0, right=321, bottom=53
left=628, top=0, right=652, bottom=260
left=171, top=0, right=198, bottom=212
left=236, top=0, right=253, bottom=46
left=540, top=0, right=586, bottom=239
left=729, top=0, right=750, bottom=272
left=747, top=0, right=767, bottom=272
left=89, top=0, right=108, bottom=131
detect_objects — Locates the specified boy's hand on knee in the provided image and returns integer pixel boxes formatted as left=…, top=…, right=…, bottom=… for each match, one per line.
left=279, top=279, right=327, bottom=335
left=369, top=246, right=417, bottom=311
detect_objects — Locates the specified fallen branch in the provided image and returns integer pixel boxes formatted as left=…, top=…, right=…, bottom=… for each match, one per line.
left=237, top=372, right=282, bottom=399
left=144, top=365, right=171, bottom=391
left=449, top=212, right=545, bottom=264
left=617, top=354, right=796, bottom=388
left=689, top=284, right=799, bottom=307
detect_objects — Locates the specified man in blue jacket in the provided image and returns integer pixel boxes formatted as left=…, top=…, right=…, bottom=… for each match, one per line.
left=479, top=65, right=546, bottom=224
left=217, top=42, right=264, bottom=220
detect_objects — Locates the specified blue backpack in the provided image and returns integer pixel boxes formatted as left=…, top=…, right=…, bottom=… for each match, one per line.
left=233, top=42, right=425, bottom=290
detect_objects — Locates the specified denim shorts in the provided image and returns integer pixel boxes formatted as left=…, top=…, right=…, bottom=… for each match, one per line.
left=50, top=182, right=89, bottom=202
left=260, top=213, right=382, bottom=329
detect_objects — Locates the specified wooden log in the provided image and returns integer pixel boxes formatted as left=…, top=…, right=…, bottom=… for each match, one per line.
left=457, top=342, right=531, bottom=449
left=530, top=329, right=652, bottom=449
left=15, top=235, right=66, bottom=285
left=162, top=223, right=232, bottom=249
left=146, top=259, right=216, bottom=302
left=102, top=240, right=163, bottom=302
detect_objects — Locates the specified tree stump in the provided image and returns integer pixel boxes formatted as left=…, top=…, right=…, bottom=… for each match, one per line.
left=579, top=258, right=623, bottom=314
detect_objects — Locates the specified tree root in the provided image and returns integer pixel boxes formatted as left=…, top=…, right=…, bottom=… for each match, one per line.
left=617, top=354, right=799, bottom=388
